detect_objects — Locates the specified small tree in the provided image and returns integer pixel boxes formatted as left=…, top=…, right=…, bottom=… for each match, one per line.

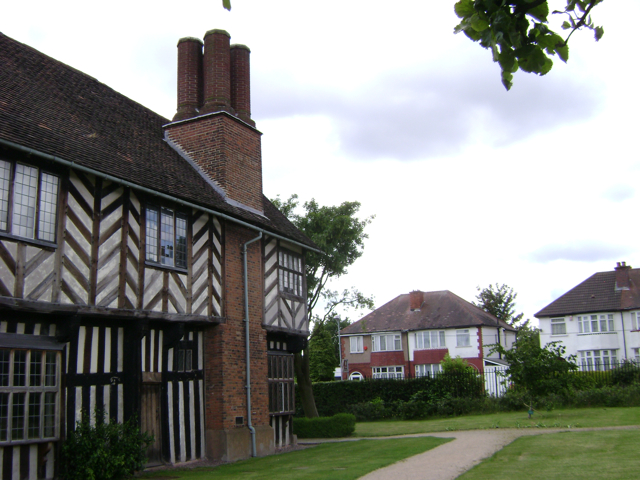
left=490, top=327, right=578, bottom=398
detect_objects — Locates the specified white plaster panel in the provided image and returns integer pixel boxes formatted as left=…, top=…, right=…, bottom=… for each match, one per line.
left=70, top=171, right=95, bottom=206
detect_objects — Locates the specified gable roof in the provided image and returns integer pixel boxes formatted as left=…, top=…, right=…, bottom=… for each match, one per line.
left=341, top=290, right=515, bottom=335
left=0, top=32, right=315, bottom=249
left=535, top=268, right=640, bottom=318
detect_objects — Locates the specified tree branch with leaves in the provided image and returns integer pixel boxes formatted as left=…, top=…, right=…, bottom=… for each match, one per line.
left=454, top=0, right=604, bottom=90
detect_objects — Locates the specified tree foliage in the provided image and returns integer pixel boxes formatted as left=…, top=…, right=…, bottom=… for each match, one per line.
left=271, top=194, right=374, bottom=416
left=454, top=0, right=604, bottom=90
left=489, top=326, right=578, bottom=398
left=473, top=283, right=527, bottom=327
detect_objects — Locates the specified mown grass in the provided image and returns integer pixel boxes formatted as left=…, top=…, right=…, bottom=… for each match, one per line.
left=458, top=429, right=639, bottom=480
left=139, top=437, right=451, bottom=480
left=353, top=406, right=640, bottom=437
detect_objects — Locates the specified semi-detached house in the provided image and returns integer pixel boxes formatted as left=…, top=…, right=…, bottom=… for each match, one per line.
left=340, top=290, right=516, bottom=381
left=0, top=29, right=317, bottom=479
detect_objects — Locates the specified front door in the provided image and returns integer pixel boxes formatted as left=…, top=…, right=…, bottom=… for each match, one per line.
left=141, top=376, right=163, bottom=466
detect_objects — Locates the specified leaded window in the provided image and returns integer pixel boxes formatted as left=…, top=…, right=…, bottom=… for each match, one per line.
left=278, top=249, right=303, bottom=297
left=268, top=353, right=295, bottom=414
left=0, top=349, right=59, bottom=443
left=146, top=206, right=188, bottom=269
left=0, top=159, right=59, bottom=243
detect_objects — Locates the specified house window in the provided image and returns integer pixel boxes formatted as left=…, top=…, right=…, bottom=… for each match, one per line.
left=145, top=206, right=187, bottom=269
left=633, top=348, right=640, bottom=363
left=278, top=249, right=303, bottom=297
left=456, top=329, right=470, bottom=347
left=372, top=366, right=403, bottom=379
left=350, top=336, right=364, bottom=353
left=631, top=312, right=640, bottom=331
left=551, top=318, right=567, bottom=335
left=0, top=160, right=59, bottom=243
left=0, top=349, right=59, bottom=443
left=415, top=363, right=441, bottom=377
left=579, top=350, right=617, bottom=371
left=349, top=371, right=364, bottom=381
left=415, top=330, right=445, bottom=350
left=268, top=353, right=295, bottom=414
left=372, top=334, right=401, bottom=352
left=578, top=314, right=614, bottom=333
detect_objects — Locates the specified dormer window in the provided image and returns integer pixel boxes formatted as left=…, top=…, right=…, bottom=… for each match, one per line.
left=145, top=206, right=188, bottom=269
left=0, top=159, right=59, bottom=243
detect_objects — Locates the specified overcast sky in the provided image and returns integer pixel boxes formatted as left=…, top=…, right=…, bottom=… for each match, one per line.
left=3, top=1, right=638, bottom=324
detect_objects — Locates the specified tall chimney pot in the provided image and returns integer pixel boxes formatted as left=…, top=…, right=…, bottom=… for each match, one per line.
left=409, top=291, right=424, bottom=311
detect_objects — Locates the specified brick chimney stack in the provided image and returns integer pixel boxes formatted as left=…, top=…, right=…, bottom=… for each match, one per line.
left=615, top=261, right=631, bottom=291
left=165, top=29, right=263, bottom=214
left=173, top=37, right=203, bottom=122
left=409, top=291, right=424, bottom=311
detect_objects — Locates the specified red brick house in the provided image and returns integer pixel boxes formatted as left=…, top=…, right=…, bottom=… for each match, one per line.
left=340, top=290, right=516, bottom=380
left=0, top=29, right=316, bottom=478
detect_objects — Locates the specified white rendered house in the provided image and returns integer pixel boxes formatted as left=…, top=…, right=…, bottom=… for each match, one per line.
left=535, top=262, right=640, bottom=369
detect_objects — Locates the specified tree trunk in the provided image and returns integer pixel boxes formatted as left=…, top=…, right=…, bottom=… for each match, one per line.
left=294, top=347, right=319, bottom=418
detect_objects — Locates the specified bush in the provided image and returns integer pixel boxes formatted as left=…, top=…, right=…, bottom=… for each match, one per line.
left=60, top=409, right=154, bottom=480
left=293, top=413, right=356, bottom=438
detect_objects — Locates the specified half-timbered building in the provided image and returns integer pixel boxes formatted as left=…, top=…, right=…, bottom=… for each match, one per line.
left=0, top=29, right=315, bottom=479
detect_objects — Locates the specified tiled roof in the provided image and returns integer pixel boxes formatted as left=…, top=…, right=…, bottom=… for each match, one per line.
left=341, top=290, right=515, bottom=335
left=0, top=32, right=316, bottom=249
left=535, top=268, right=640, bottom=317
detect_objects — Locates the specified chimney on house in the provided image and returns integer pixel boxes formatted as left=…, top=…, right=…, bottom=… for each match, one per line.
left=165, top=29, right=263, bottom=213
left=615, top=261, right=631, bottom=291
left=409, top=291, right=424, bottom=311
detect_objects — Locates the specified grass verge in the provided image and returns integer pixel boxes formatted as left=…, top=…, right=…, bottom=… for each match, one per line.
left=458, top=429, right=639, bottom=480
left=139, top=437, right=451, bottom=480
left=353, top=406, right=640, bottom=437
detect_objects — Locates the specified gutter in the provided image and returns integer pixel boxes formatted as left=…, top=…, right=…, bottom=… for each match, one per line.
left=243, top=232, right=262, bottom=458
left=0, top=138, right=322, bottom=254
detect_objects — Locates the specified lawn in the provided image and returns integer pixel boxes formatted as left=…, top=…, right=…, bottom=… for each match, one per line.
left=458, top=429, right=640, bottom=480
left=139, top=437, right=451, bottom=480
left=353, top=406, right=640, bottom=437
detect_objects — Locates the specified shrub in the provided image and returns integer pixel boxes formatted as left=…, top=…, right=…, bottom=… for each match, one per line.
left=60, top=409, right=154, bottom=480
left=293, top=413, right=356, bottom=438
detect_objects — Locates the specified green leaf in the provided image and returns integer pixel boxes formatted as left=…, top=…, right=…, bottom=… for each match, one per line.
left=561, top=21, right=571, bottom=30
left=594, top=26, right=604, bottom=41
left=222, top=0, right=231, bottom=10
left=471, top=14, right=490, bottom=32
left=502, top=70, right=513, bottom=91
left=528, top=2, right=549, bottom=22
left=454, top=0, right=476, bottom=19
left=556, top=42, right=569, bottom=62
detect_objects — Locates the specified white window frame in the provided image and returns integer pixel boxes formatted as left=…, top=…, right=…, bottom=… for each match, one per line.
left=415, top=363, right=442, bottom=377
left=631, top=312, right=640, bottom=331
left=551, top=317, right=567, bottom=335
left=0, top=348, right=60, bottom=444
left=372, top=333, right=401, bottom=352
left=578, top=314, right=614, bottom=334
left=349, top=336, right=364, bottom=354
left=145, top=206, right=188, bottom=269
left=415, top=330, right=446, bottom=350
left=579, top=349, right=617, bottom=371
left=372, top=366, right=404, bottom=379
left=0, top=159, right=60, bottom=243
left=456, top=329, right=471, bottom=347
left=349, top=371, right=364, bottom=381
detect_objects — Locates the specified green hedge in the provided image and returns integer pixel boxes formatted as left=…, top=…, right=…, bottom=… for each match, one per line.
left=345, top=384, right=640, bottom=421
left=292, top=413, right=356, bottom=438
left=300, top=373, right=484, bottom=417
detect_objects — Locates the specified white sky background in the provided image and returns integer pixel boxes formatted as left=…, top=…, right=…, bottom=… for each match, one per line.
left=2, top=1, right=638, bottom=324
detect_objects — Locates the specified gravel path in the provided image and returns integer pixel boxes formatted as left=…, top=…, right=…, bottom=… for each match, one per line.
left=302, top=425, right=640, bottom=480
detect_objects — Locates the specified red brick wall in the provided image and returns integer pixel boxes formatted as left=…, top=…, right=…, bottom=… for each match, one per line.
left=414, top=348, right=448, bottom=364
left=165, top=115, right=263, bottom=213
left=203, top=222, right=268, bottom=431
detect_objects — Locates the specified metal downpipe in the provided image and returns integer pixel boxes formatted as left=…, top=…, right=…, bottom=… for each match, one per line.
left=243, top=231, right=262, bottom=457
